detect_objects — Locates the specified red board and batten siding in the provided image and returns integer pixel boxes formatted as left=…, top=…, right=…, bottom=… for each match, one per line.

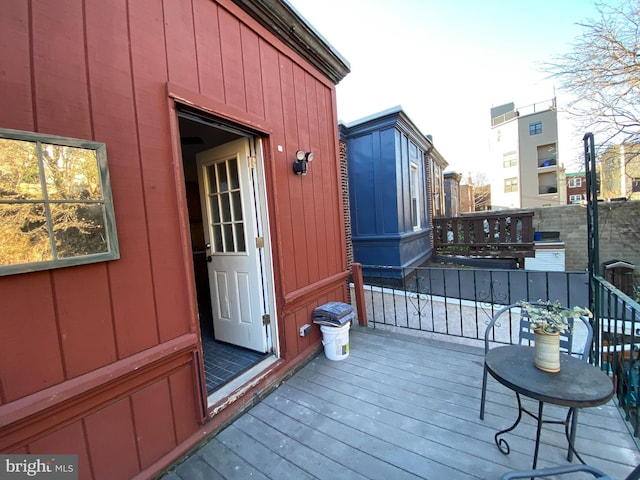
left=0, top=0, right=348, bottom=477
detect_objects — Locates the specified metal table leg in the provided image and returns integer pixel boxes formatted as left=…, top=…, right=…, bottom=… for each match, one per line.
left=495, top=394, right=584, bottom=470
left=532, top=401, right=544, bottom=469
left=495, top=393, right=525, bottom=455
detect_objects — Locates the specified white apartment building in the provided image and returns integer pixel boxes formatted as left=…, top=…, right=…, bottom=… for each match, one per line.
left=489, top=100, right=566, bottom=209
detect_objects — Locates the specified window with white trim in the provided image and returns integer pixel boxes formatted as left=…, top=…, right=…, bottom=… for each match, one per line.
left=568, top=177, right=582, bottom=188
left=504, top=177, right=518, bottom=193
left=410, top=163, right=420, bottom=229
left=569, top=194, right=583, bottom=204
left=0, top=129, right=119, bottom=276
left=503, top=151, right=517, bottom=168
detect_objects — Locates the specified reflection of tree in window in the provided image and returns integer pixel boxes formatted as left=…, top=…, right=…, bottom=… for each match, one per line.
left=0, top=136, right=112, bottom=269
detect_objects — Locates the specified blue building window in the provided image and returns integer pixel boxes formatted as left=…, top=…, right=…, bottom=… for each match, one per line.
left=529, top=121, right=542, bottom=135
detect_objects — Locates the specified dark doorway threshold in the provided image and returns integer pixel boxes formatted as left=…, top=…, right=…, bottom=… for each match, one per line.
left=200, top=325, right=269, bottom=394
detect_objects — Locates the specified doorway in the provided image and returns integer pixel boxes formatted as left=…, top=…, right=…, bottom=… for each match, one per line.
left=177, top=108, right=276, bottom=395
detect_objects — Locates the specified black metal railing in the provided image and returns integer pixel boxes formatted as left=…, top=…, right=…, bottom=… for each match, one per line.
left=354, top=264, right=588, bottom=341
left=593, top=275, right=640, bottom=439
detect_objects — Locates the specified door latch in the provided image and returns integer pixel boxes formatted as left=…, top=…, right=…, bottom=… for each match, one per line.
left=206, top=255, right=212, bottom=263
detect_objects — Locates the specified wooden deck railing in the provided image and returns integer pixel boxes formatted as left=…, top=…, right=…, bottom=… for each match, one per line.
left=433, top=211, right=535, bottom=258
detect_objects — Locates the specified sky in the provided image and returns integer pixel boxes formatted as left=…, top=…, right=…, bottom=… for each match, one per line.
left=286, top=0, right=603, bottom=177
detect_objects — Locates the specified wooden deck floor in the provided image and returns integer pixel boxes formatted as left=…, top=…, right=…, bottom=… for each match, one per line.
left=163, top=326, right=640, bottom=480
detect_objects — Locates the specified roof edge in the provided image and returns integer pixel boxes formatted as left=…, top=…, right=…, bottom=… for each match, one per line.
left=231, top=0, right=350, bottom=84
left=342, top=106, right=449, bottom=169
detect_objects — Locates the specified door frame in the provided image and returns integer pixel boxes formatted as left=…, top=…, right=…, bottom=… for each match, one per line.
left=167, top=92, right=279, bottom=417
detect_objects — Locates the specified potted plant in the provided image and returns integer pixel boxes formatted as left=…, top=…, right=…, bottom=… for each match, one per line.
left=519, top=300, right=592, bottom=372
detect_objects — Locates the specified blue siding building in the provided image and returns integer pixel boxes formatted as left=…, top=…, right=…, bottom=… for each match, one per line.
left=342, top=107, right=437, bottom=279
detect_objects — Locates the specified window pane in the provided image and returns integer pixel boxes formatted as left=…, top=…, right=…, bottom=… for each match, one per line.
left=231, top=191, right=243, bottom=221
left=410, top=164, right=419, bottom=228
left=209, top=195, right=220, bottom=223
left=220, top=192, right=231, bottom=222
left=503, top=151, right=517, bottom=168
left=234, top=223, right=245, bottom=252
left=412, top=198, right=418, bottom=227
left=212, top=224, right=223, bottom=252
left=0, top=203, right=52, bottom=265
left=222, top=224, right=234, bottom=252
left=228, top=157, right=239, bottom=190
left=42, top=144, right=102, bottom=200
left=0, top=138, right=41, bottom=200
left=207, top=165, right=218, bottom=194
left=217, top=162, right=228, bottom=192
left=529, top=122, right=542, bottom=135
left=504, top=177, right=518, bottom=192
left=51, top=203, right=108, bottom=258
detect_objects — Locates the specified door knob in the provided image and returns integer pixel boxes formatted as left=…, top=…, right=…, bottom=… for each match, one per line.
left=205, top=243, right=211, bottom=250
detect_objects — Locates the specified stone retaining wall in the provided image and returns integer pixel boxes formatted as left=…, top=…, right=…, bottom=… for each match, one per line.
left=517, top=201, right=640, bottom=283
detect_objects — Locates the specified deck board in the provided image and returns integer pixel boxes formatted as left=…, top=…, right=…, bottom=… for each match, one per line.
left=164, top=326, right=640, bottom=479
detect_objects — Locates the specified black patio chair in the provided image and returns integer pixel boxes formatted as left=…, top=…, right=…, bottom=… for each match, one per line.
left=501, top=463, right=640, bottom=480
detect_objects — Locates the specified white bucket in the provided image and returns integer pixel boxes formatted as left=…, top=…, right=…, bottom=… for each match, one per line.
left=320, top=321, right=350, bottom=361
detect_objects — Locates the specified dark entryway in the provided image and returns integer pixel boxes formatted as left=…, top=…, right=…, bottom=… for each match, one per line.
left=178, top=110, right=270, bottom=395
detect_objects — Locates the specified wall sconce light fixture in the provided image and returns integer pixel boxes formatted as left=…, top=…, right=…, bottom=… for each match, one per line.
left=293, top=150, right=314, bottom=175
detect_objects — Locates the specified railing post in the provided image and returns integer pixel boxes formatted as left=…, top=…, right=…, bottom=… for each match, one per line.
left=352, top=262, right=367, bottom=326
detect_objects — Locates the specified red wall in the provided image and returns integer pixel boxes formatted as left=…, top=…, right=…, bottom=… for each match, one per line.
left=0, top=0, right=348, bottom=477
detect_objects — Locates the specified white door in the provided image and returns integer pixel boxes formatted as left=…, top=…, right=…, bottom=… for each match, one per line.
left=196, top=139, right=268, bottom=352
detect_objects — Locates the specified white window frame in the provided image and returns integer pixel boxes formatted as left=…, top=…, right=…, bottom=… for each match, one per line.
left=0, top=128, right=119, bottom=276
left=410, top=162, right=420, bottom=230
left=568, top=177, right=582, bottom=188
left=503, top=151, right=517, bottom=168
left=569, top=194, right=583, bottom=204
left=504, top=177, right=518, bottom=193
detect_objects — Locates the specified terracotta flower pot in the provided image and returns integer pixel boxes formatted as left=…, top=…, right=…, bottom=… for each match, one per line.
left=534, top=329, right=561, bottom=372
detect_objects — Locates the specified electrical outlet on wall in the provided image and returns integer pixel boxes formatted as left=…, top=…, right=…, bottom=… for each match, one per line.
left=299, top=324, right=312, bottom=337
